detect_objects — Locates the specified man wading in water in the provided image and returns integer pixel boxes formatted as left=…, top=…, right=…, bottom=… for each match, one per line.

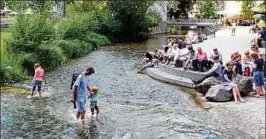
left=71, top=67, right=95, bottom=121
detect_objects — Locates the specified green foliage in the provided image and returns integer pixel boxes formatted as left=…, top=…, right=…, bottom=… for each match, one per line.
left=65, top=1, right=107, bottom=15
left=107, top=0, right=160, bottom=40
left=241, top=0, right=255, bottom=18
left=0, top=51, right=28, bottom=83
left=7, top=14, right=54, bottom=53
left=197, top=1, right=217, bottom=18
left=168, top=0, right=197, bottom=18
left=4, top=0, right=53, bottom=13
left=20, top=53, right=38, bottom=75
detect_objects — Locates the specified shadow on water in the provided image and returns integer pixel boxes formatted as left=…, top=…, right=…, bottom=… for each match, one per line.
left=1, top=34, right=253, bottom=139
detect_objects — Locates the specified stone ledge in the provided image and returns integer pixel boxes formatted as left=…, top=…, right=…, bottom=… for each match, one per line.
left=146, top=68, right=195, bottom=88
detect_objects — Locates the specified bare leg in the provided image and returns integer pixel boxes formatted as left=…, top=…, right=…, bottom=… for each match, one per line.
left=38, top=91, right=41, bottom=98
left=81, top=111, right=86, bottom=120
left=232, top=88, right=240, bottom=103
left=76, top=111, right=81, bottom=119
left=255, top=87, right=262, bottom=97
left=235, top=86, right=245, bottom=102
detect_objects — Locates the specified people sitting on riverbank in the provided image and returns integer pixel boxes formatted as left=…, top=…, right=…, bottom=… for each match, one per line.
left=185, top=35, right=192, bottom=45
left=242, top=51, right=253, bottom=77
left=251, top=53, right=265, bottom=98
left=207, top=48, right=223, bottom=70
left=183, top=46, right=196, bottom=70
left=192, top=47, right=208, bottom=72
left=138, top=52, right=156, bottom=73
left=154, top=48, right=165, bottom=62
left=221, top=61, right=246, bottom=104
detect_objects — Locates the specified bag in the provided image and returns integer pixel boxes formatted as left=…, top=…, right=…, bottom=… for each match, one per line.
left=70, top=73, right=81, bottom=90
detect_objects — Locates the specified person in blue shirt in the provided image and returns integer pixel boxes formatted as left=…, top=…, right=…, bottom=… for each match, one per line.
left=251, top=53, right=265, bottom=97
left=89, top=86, right=99, bottom=118
left=72, top=67, right=95, bottom=120
left=221, top=61, right=245, bottom=103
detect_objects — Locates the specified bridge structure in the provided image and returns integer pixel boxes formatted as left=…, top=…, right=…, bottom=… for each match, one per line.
left=167, top=18, right=221, bottom=27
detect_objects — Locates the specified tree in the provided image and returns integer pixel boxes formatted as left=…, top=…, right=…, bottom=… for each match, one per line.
left=196, top=0, right=217, bottom=18
left=241, top=0, right=255, bottom=19
left=167, top=0, right=196, bottom=18
left=107, top=0, right=159, bottom=41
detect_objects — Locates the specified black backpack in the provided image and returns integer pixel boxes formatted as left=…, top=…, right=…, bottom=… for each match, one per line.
left=70, top=73, right=81, bottom=90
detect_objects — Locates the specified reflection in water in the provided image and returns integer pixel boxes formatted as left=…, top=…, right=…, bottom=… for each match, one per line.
left=1, top=35, right=252, bottom=139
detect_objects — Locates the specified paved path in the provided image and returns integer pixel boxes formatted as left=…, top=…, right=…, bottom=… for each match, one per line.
left=194, top=27, right=263, bottom=63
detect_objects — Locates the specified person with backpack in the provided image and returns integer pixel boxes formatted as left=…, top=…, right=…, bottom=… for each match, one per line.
left=71, top=67, right=95, bottom=121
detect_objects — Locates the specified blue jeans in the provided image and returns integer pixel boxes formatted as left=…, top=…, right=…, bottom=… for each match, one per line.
left=254, top=71, right=265, bottom=87
left=32, top=80, right=42, bottom=92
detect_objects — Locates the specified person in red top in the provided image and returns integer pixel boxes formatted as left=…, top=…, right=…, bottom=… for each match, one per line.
left=192, top=47, right=208, bottom=72
left=31, top=63, right=45, bottom=97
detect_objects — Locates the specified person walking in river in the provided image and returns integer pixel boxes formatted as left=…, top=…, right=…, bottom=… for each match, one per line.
left=251, top=53, right=265, bottom=98
left=89, top=86, right=100, bottom=118
left=72, top=67, right=95, bottom=121
left=221, top=62, right=245, bottom=104
left=31, top=63, right=45, bottom=98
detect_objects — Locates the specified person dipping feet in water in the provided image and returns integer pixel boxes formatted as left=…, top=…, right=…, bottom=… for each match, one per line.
left=31, top=63, right=45, bottom=98
left=89, top=86, right=99, bottom=118
left=72, top=67, right=95, bottom=121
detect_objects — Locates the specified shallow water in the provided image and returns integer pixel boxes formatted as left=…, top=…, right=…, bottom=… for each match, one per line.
left=1, top=35, right=253, bottom=139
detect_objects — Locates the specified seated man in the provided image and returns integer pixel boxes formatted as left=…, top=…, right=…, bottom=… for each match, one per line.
left=163, top=44, right=179, bottom=66
left=192, top=47, right=208, bottom=72
left=207, top=48, right=223, bottom=70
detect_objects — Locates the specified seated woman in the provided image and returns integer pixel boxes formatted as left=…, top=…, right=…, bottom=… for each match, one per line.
left=221, top=61, right=246, bottom=104
left=242, top=51, right=253, bottom=77
left=137, top=52, right=155, bottom=73
left=192, top=47, right=208, bottom=72
left=183, top=46, right=196, bottom=70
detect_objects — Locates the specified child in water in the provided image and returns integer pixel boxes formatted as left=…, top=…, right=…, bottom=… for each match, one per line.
left=89, top=86, right=99, bottom=118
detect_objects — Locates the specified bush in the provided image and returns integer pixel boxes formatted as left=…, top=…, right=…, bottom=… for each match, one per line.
left=53, top=39, right=93, bottom=59
left=21, top=53, right=38, bottom=75
left=35, top=44, right=66, bottom=71
left=7, top=14, right=55, bottom=53
left=84, top=32, right=110, bottom=49
left=0, top=51, right=27, bottom=83
left=56, top=13, right=98, bottom=40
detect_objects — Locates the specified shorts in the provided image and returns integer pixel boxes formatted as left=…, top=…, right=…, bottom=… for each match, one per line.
left=143, top=62, right=154, bottom=68
left=90, top=101, right=97, bottom=109
left=254, top=71, right=265, bottom=87
left=77, top=99, right=86, bottom=112
left=32, top=80, right=42, bottom=92
left=221, top=82, right=236, bottom=91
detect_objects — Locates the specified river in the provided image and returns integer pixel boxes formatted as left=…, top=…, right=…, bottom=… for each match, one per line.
left=1, top=35, right=254, bottom=139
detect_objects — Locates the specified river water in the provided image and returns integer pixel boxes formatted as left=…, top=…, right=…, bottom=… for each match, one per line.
left=1, top=35, right=253, bottom=139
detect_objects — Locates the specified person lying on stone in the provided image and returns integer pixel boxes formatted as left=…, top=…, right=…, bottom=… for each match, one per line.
left=192, top=47, right=208, bottom=72
left=139, top=52, right=154, bottom=67
left=221, top=61, right=245, bottom=104
left=207, top=48, right=223, bottom=70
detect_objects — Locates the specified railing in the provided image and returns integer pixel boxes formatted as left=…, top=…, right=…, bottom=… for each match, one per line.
left=167, top=18, right=220, bottom=25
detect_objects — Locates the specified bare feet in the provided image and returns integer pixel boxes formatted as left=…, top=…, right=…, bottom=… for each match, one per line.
left=255, top=94, right=260, bottom=98
left=235, top=101, right=240, bottom=104
left=239, top=99, right=246, bottom=103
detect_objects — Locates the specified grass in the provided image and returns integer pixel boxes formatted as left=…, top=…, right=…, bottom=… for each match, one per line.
left=1, top=31, right=12, bottom=52
left=0, top=86, right=31, bottom=95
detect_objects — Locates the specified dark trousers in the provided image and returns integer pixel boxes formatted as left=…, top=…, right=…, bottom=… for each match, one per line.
left=91, top=105, right=99, bottom=115
left=192, top=59, right=208, bottom=72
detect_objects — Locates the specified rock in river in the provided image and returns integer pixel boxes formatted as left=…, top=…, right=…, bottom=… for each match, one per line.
left=195, top=77, right=221, bottom=96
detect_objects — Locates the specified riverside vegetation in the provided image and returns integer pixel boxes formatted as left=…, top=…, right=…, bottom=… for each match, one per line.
left=0, top=1, right=161, bottom=84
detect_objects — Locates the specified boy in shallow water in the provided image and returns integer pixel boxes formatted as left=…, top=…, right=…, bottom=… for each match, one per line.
left=89, top=86, right=99, bottom=118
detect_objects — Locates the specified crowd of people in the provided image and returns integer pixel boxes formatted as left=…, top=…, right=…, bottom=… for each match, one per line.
left=138, top=31, right=265, bottom=103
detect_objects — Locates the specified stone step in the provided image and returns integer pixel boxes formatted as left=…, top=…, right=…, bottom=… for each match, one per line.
left=146, top=68, right=195, bottom=88
left=158, top=63, right=212, bottom=82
